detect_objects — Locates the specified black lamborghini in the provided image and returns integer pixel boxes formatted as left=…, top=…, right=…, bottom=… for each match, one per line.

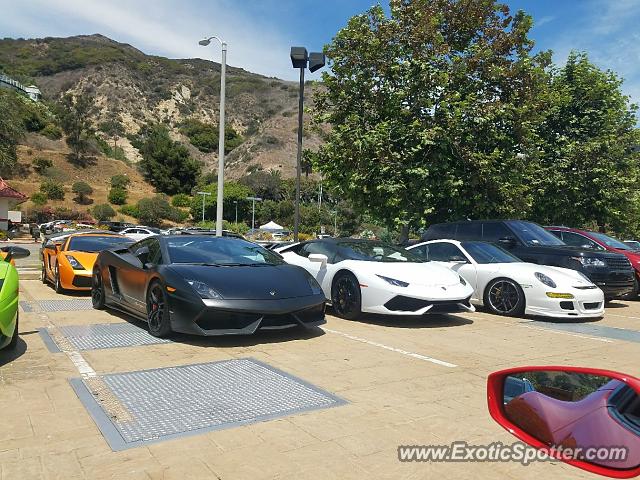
left=91, top=235, right=326, bottom=337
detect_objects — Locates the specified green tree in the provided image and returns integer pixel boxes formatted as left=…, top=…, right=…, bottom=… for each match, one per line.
left=32, top=156, right=53, bottom=175
left=108, top=187, right=128, bottom=205
left=138, top=124, right=201, bottom=195
left=180, top=119, right=243, bottom=154
left=531, top=52, right=640, bottom=233
left=189, top=181, right=253, bottom=222
left=92, top=203, right=116, bottom=221
left=99, top=113, right=125, bottom=149
left=72, top=181, right=93, bottom=204
left=58, top=93, right=96, bottom=165
left=110, top=174, right=131, bottom=190
left=238, top=169, right=283, bottom=201
left=314, top=1, right=549, bottom=241
left=40, top=180, right=65, bottom=200
left=0, top=92, right=25, bottom=176
left=136, top=196, right=172, bottom=226
left=171, top=193, right=191, bottom=207
left=30, top=192, right=48, bottom=206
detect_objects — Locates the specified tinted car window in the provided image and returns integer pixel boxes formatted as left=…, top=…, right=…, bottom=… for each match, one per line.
left=455, top=222, right=482, bottom=240
left=302, top=242, right=337, bottom=263
left=557, top=231, right=602, bottom=250
left=339, top=241, right=425, bottom=262
left=424, top=223, right=457, bottom=240
left=590, top=232, right=632, bottom=250
left=166, top=237, right=284, bottom=266
left=461, top=242, right=520, bottom=264
left=67, top=236, right=132, bottom=252
left=481, top=222, right=513, bottom=242
left=425, top=242, right=467, bottom=262
left=508, top=221, right=565, bottom=246
left=147, top=238, right=162, bottom=264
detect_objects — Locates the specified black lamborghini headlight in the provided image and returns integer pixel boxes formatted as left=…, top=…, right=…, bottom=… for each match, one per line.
left=66, top=255, right=84, bottom=270
left=186, top=279, right=223, bottom=299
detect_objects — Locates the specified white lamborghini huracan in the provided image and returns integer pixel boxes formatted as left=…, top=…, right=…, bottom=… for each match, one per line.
left=275, top=239, right=475, bottom=319
left=407, top=240, right=604, bottom=319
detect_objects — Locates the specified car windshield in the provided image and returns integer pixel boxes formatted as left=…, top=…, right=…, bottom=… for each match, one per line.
left=461, top=242, right=521, bottom=264
left=339, top=241, right=425, bottom=263
left=67, top=236, right=132, bottom=252
left=166, top=237, right=284, bottom=266
left=509, top=221, right=565, bottom=246
left=589, top=232, right=631, bottom=250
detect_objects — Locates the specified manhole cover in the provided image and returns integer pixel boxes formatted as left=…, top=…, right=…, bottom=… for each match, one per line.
left=38, top=323, right=171, bottom=352
left=70, top=358, right=345, bottom=450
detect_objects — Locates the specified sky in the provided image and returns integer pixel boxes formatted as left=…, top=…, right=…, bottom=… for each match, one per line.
left=1, top=0, right=639, bottom=106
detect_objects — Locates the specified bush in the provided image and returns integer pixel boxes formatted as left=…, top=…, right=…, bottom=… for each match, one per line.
left=92, top=203, right=116, bottom=221
left=72, top=181, right=93, bottom=204
left=30, top=192, right=47, bottom=206
left=180, top=119, right=243, bottom=154
left=119, top=204, right=140, bottom=217
left=108, top=187, right=128, bottom=205
left=32, top=156, right=53, bottom=174
left=39, top=180, right=65, bottom=200
left=110, top=174, right=131, bottom=189
left=41, top=123, right=63, bottom=140
left=171, top=193, right=191, bottom=207
left=136, top=196, right=172, bottom=226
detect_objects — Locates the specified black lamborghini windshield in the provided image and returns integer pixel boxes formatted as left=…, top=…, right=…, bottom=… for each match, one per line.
left=67, top=236, right=133, bottom=252
left=166, top=237, right=285, bottom=266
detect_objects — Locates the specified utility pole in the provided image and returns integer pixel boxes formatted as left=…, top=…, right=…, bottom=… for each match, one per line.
left=245, top=196, right=262, bottom=232
left=197, top=191, right=212, bottom=223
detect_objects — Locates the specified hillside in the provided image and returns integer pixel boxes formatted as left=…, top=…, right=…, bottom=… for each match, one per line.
left=0, top=34, right=322, bottom=178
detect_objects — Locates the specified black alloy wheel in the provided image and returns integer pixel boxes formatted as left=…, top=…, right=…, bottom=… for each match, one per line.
left=484, top=278, right=525, bottom=317
left=146, top=282, right=172, bottom=338
left=331, top=272, right=362, bottom=320
left=91, top=268, right=105, bottom=310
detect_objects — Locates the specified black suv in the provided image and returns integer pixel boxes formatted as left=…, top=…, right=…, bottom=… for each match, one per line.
left=422, top=220, right=635, bottom=300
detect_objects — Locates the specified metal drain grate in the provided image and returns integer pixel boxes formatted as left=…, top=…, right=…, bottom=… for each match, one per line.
left=19, top=301, right=34, bottom=312
left=70, top=358, right=345, bottom=451
left=39, top=323, right=171, bottom=352
left=22, top=299, right=95, bottom=312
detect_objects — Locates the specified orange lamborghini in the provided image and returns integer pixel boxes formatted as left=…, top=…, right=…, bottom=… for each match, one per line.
left=42, top=233, right=134, bottom=292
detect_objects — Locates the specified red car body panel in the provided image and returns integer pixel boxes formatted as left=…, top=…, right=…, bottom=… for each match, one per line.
left=488, top=366, right=640, bottom=479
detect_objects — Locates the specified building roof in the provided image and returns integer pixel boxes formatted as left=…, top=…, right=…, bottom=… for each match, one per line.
left=0, top=178, right=28, bottom=203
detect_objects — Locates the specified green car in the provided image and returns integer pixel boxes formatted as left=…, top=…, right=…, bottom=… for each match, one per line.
left=0, top=246, right=30, bottom=351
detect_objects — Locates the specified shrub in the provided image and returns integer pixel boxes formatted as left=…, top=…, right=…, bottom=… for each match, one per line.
left=40, top=123, right=63, bottom=140
left=110, top=174, right=131, bottom=189
left=32, top=156, right=53, bottom=174
left=119, top=204, right=140, bottom=217
left=30, top=192, right=47, bottom=206
left=39, top=180, right=65, bottom=200
left=72, top=181, right=93, bottom=204
left=108, top=187, right=127, bottom=205
left=92, top=203, right=116, bottom=221
left=171, top=193, right=191, bottom=207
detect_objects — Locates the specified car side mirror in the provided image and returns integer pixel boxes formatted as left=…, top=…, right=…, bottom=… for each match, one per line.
left=498, top=236, right=517, bottom=248
left=487, top=366, right=640, bottom=478
left=135, top=246, right=150, bottom=266
left=1, top=246, right=30, bottom=262
left=308, top=253, right=328, bottom=266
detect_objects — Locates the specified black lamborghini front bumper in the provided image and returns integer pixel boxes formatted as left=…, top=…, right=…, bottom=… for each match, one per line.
left=167, top=294, right=326, bottom=336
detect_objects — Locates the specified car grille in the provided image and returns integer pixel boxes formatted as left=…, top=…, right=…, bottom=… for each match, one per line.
left=72, top=276, right=92, bottom=288
left=606, top=257, right=632, bottom=270
left=584, top=302, right=602, bottom=310
left=196, top=312, right=262, bottom=331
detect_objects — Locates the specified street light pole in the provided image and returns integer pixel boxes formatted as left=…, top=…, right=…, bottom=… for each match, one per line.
left=234, top=200, right=238, bottom=224
left=200, top=36, right=227, bottom=237
left=196, top=191, right=212, bottom=223
left=245, top=196, right=262, bottom=232
left=290, top=47, right=325, bottom=242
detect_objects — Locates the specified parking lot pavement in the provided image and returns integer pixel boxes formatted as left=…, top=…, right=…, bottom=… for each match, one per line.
left=1, top=280, right=639, bottom=479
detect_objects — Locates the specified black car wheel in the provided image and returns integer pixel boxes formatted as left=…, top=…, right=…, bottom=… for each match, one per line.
left=622, top=277, right=639, bottom=301
left=331, top=272, right=362, bottom=320
left=41, top=264, right=47, bottom=284
left=146, top=282, right=172, bottom=338
left=54, top=265, right=64, bottom=294
left=484, top=278, right=525, bottom=317
left=91, top=268, right=105, bottom=310
left=7, top=313, right=19, bottom=349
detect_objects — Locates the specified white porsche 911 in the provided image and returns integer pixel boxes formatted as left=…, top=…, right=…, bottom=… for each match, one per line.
left=275, top=239, right=475, bottom=319
left=407, top=240, right=604, bottom=319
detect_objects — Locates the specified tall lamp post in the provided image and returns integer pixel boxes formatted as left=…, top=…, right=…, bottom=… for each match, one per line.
left=197, top=191, right=212, bottom=223
left=233, top=200, right=238, bottom=224
left=245, top=196, right=262, bottom=233
left=290, top=47, right=325, bottom=241
left=199, top=35, right=227, bottom=237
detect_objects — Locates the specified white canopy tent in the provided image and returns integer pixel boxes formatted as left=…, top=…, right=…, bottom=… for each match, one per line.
left=259, top=221, right=284, bottom=231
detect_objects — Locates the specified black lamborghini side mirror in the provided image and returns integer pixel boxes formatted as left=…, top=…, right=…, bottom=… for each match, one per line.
left=1, top=246, right=30, bottom=263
